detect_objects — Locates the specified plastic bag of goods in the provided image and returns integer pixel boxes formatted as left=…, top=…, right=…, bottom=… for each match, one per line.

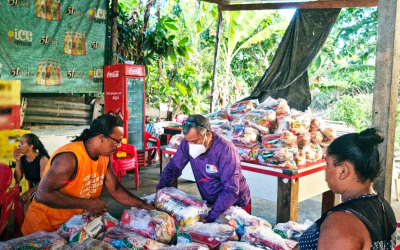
left=215, top=206, right=272, bottom=236
left=69, top=216, right=105, bottom=243
left=229, top=113, right=247, bottom=122
left=177, top=222, right=239, bottom=250
left=273, top=220, right=313, bottom=241
left=310, top=131, right=323, bottom=145
left=244, top=110, right=276, bottom=128
left=313, top=144, right=323, bottom=160
left=216, top=124, right=234, bottom=140
left=241, top=226, right=297, bottom=250
left=120, top=207, right=176, bottom=243
left=210, top=119, right=230, bottom=132
left=261, top=131, right=297, bottom=149
left=257, top=148, right=296, bottom=169
left=234, top=142, right=260, bottom=162
left=231, top=117, right=244, bottom=127
left=57, top=213, right=91, bottom=240
left=229, top=100, right=255, bottom=115
left=62, top=239, right=116, bottom=250
left=155, top=187, right=209, bottom=227
left=258, top=97, right=290, bottom=116
left=102, top=226, right=166, bottom=250
left=296, top=132, right=310, bottom=150
left=159, top=242, right=209, bottom=250
left=141, top=193, right=156, bottom=205
left=309, top=117, right=324, bottom=131
left=216, top=108, right=230, bottom=120
left=219, top=241, right=264, bottom=250
left=247, top=121, right=271, bottom=136
left=320, top=127, right=337, bottom=144
left=231, top=127, right=259, bottom=145
left=0, top=231, right=67, bottom=250
left=205, top=112, right=218, bottom=121
left=168, top=134, right=185, bottom=149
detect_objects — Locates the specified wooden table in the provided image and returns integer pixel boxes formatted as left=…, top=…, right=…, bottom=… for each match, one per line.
left=160, top=145, right=337, bottom=223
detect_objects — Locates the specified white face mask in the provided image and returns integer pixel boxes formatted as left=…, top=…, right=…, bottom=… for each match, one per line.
left=189, top=134, right=208, bottom=159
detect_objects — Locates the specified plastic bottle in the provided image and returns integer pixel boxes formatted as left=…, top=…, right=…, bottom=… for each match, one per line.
left=77, top=32, right=82, bottom=55
left=52, top=61, right=57, bottom=85
left=56, top=62, right=61, bottom=85
left=45, top=60, right=53, bottom=86
left=52, top=0, right=57, bottom=20
left=63, top=31, right=69, bottom=54
left=67, top=31, right=72, bottom=54
left=71, top=30, right=77, bottom=55
left=40, top=60, right=46, bottom=85
left=36, top=61, right=42, bottom=85
left=40, top=0, right=46, bottom=19
left=45, top=0, right=52, bottom=20
left=36, top=0, right=41, bottom=18
left=56, top=0, right=61, bottom=20
left=81, top=32, right=86, bottom=55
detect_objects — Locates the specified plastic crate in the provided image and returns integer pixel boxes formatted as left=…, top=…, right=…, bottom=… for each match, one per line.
left=0, top=105, right=20, bottom=130
left=0, top=129, right=31, bottom=161
left=9, top=168, right=30, bottom=195
left=0, top=79, right=20, bottom=106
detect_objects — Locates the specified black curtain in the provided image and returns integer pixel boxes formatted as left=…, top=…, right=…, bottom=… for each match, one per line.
left=242, top=8, right=341, bottom=111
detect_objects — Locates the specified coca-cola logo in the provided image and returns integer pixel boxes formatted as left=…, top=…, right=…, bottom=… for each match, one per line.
left=107, top=70, right=119, bottom=78
left=128, top=68, right=141, bottom=75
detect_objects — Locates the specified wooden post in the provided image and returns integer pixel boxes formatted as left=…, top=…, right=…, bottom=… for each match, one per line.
left=277, top=177, right=299, bottom=223
left=210, top=7, right=222, bottom=113
left=111, top=0, right=118, bottom=64
left=321, top=190, right=336, bottom=214
left=372, top=0, right=400, bottom=202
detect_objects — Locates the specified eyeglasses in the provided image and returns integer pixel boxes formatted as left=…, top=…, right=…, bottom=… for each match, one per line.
left=183, top=120, right=209, bottom=131
left=104, top=135, right=122, bottom=146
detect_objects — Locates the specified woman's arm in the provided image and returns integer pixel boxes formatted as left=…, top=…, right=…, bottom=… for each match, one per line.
left=14, top=147, right=23, bottom=183
left=317, top=211, right=371, bottom=250
left=39, top=155, right=49, bottom=179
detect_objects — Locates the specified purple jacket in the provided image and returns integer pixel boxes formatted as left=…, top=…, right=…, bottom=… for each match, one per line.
left=157, top=132, right=251, bottom=222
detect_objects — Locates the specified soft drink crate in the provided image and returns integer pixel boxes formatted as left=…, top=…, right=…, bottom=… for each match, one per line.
left=0, top=105, right=20, bottom=130
left=0, top=79, right=20, bottom=106
left=9, top=168, right=30, bottom=196
left=0, top=129, right=31, bottom=160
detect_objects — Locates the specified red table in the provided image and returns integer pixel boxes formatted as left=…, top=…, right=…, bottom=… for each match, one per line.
left=160, top=146, right=337, bottom=223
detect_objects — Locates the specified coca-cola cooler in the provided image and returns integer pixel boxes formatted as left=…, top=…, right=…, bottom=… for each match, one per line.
left=104, top=65, right=146, bottom=150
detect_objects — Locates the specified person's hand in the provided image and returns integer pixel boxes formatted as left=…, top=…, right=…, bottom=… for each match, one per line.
left=13, top=146, right=21, bottom=161
left=141, top=202, right=156, bottom=210
left=19, top=191, right=31, bottom=204
left=200, top=218, right=207, bottom=223
left=85, top=198, right=108, bottom=217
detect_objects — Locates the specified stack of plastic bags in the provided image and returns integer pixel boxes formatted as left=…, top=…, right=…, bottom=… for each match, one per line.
left=57, top=212, right=119, bottom=243
left=241, top=226, right=298, bottom=250
left=0, top=231, right=67, bottom=249
left=61, top=239, right=116, bottom=250
left=155, top=187, right=209, bottom=226
left=120, top=207, right=176, bottom=243
left=273, top=220, right=314, bottom=242
left=101, top=226, right=167, bottom=249
left=219, top=241, right=264, bottom=250
left=177, top=222, right=239, bottom=250
left=168, top=134, right=185, bottom=149
left=215, top=206, right=271, bottom=236
left=159, top=242, right=209, bottom=250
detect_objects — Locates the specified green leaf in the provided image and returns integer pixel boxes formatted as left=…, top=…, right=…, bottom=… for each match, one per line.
left=178, top=37, right=189, bottom=46
left=164, top=23, right=179, bottom=30
left=168, top=35, right=176, bottom=42
left=169, top=51, right=177, bottom=63
left=143, top=40, right=152, bottom=51
left=142, top=56, right=151, bottom=65
left=167, top=45, right=174, bottom=56
left=176, top=82, right=187, bottom=96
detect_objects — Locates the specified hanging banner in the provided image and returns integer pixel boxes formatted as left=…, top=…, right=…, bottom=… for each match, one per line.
left=0, top=0, right=107, bottom=93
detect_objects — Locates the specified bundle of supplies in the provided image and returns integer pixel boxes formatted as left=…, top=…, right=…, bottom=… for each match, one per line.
left=0, top=231, right=67, bottom=249
left=120, top=207, right=176, bottom=243
left=215, top=206, right=271, bottom=236
left=241, top=226, right=297, bottom=250
left=273, top=220, right=313, bottom=241
left=177, top=222, right=239, bottom=250
left=61, top=239, right=116, bottom=250
left=57, top=212, right=119, bottom=243
left=168, top=134, right=185, bottom=149
left=155, top=187, right=209, bottom=226
left=102, top=226, right=166, bottom=250
left=219, top=241, right=264, bottom=250
left=159, top=242, right=209, bottom=250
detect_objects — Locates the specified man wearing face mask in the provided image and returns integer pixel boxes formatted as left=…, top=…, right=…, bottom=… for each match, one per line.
left=156, top=114, right=251, bottom=222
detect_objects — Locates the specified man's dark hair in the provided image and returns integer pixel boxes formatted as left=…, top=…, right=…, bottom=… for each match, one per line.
left=73, top=114, right=123, bottom=142
left=182, top=114, right=211, bottom=136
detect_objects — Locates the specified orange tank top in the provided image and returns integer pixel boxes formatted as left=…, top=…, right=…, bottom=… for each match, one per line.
left=22, top=141, right=109, bottom=235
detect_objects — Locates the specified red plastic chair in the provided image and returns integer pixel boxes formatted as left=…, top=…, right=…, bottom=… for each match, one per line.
left=0, top=184, right=19, bottom=240
left=0, top=164, right=12, bottom=196
left=138, top=131, right=161, bottom=167
left=112, top=143, right=139, bottom=189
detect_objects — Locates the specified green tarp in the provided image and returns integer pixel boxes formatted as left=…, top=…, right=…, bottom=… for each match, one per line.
left=0, top=0, right=107, bottom=93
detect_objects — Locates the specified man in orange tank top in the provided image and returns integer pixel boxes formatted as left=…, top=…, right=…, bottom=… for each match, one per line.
left=22, top=114, right=154, bottom=235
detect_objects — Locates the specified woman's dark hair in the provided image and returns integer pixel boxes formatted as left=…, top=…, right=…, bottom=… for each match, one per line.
left=24, top=133, right=50, bottom=159
left=73, top=114, right=123, bottom=142
left=327, top=128, right=384, bottom=183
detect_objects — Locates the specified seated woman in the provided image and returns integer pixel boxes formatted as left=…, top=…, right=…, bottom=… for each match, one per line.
left=13, top=133, right=50, bottom=217
left=295, top=128, right=397, bottom=250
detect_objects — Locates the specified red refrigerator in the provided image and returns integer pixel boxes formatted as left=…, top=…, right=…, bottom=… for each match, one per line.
left=103, top=65, right=146, bottom=150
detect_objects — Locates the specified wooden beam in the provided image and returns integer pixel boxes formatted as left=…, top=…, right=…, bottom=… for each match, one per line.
left=372, top=0, right=400, bottom=202
left=277, top=177, right=299, bottom=223
left=111, top=0, right=118, bottom=64
left=210, top=8, right=223, bottom=113
left=219, top=0, right=378, bottom=11
left=24, top=116, right=91, bottom=125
